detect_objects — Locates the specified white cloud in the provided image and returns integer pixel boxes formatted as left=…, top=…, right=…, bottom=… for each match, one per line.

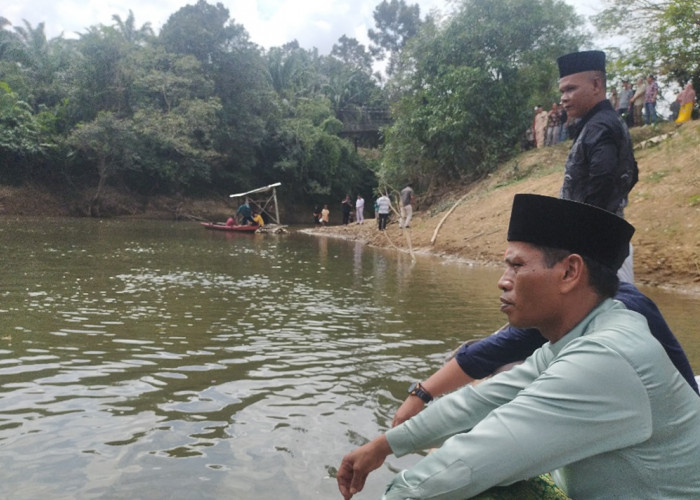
left=4, top=0, right=455, bottom=53
left=4, top=0, right=605, bottom=54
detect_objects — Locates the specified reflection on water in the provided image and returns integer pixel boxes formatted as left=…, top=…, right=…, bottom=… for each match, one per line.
left=0, top=218, right=698, bottom=499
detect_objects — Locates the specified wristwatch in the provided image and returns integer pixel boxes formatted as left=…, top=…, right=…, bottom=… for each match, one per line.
left=407, top=382, right=433, bottom=404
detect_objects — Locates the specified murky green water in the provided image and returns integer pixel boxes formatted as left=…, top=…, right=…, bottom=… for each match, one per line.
left=0, top=217, right=698, bottom=499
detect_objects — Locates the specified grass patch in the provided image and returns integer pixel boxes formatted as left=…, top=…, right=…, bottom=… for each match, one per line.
left=647, top=170, right=669, bottom=183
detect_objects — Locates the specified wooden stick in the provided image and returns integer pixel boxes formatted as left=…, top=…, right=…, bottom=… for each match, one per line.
left=430, top=191, right=471, bottom=245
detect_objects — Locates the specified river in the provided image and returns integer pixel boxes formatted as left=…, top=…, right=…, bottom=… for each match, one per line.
left=1, top=218, right=698, bottom=499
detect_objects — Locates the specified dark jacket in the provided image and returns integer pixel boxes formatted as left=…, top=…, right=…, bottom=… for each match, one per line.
left=560, top=100, right=638, bottom=216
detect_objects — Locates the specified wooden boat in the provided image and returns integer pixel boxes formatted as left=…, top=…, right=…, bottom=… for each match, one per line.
left=201, top=222, right=259, bottom=233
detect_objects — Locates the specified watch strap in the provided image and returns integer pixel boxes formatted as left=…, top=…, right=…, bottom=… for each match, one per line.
left=408, top=382, right=433, bottom=404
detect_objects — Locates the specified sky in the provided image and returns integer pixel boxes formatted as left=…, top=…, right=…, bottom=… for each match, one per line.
left=3, top=0, right=606, bottom=55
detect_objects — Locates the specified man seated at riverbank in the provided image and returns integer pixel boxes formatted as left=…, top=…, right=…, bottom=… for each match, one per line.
left=392, top=279, right=699, bottom=426
left=337, top=194, right=700, bottom=499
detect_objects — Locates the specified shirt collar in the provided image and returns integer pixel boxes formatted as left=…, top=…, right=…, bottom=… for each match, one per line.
left=547, top=298, right=620, bottom=356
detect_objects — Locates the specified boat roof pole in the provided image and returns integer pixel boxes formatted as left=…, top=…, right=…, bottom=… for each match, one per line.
left=229, top=182, right=282, bottom=225
left=273, top=187, right=280, bottom=225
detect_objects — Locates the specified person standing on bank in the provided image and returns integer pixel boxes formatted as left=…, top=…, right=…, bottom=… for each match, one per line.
left=557, top=50, right=638, bottom=282
left=618, top=79, right=634, bottom=126
left=337, top=194, right=700, bottom=500
left=376, top=193, right=391, bottom=231
left=355, top=194, right=365, bottom=224
left=644, top=74, right=659, bottom=125
left=399, top=184, right=414, bottom=229
left=341, top=194, right=353, bottom=225
left=320, top=204, right=330, bottom=226
left=630, top=76, right=647, bottom=127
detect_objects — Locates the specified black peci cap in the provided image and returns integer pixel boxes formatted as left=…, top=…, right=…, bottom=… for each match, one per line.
left=507, top=194, right=634, bottom=271
left=557, top=50, right=606, bottom=78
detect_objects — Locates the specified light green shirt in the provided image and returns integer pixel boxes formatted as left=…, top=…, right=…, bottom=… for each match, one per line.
left=384, top=299, right=700, bottom=499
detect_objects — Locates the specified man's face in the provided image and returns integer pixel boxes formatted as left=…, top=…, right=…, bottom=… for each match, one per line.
left=498, top=242, right=564, bottom=331
left=559, top=71, right=602, bottom=119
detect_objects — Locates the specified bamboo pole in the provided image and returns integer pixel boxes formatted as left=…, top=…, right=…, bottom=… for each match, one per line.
left=430, top=191, right=471, bottom=245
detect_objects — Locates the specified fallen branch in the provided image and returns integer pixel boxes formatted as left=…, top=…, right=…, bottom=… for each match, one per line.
left=431, top=191, right=472, bottom=245
left=404, top=227, right=416, bottom=263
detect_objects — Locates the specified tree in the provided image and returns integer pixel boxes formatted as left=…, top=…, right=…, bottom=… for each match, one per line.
left=2, top=20, right=75, bottom=111
left=368, top=0, right=425, bottom=76
left=111, top=9, right=154, bottom=45
left=0, top=82, right=46, bottom=184
left=331, top=35, right=373, bottom=74
left=130, top=97, right=223, bottom=194
left=68, top=25, right=134, bottom=122
left=158, top=0, right=251, bottom=64
left=68, top=111, right=137, bottom=215
left=594, top=0, right=700, bottom=89
left=159, top=0, right=274, bottom=191
left=380, top=0, right=585, bottom=189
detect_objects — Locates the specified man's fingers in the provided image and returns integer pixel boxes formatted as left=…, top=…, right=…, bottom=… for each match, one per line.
left=337, top=458, right=356, bottom=499
left=349, top=467, right=368, bottom=496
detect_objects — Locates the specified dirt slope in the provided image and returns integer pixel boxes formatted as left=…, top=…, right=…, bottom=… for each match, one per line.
left=311, top=120, right=700, bottom=295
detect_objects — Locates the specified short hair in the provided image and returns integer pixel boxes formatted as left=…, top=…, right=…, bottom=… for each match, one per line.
left=536, top=245, right=619, bottom=299
left=592, top=70, right=607, bottom=88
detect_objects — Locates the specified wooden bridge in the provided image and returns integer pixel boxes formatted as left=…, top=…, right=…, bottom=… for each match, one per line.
left=337, top=106, right=392, bottom=148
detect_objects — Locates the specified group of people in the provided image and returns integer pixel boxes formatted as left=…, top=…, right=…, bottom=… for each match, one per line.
left=337, top=50, right=700, bottom=499
left=226, top=199, right=264, bottom=227
left=612, top=74, right=697, bottom=126
left=315, top=184, right=415, bottom=231
left=530, top=102, right=568, bottom=148
left=527, top=71, right=695, bottom=152
left=608, top=74, right=660, bottom=127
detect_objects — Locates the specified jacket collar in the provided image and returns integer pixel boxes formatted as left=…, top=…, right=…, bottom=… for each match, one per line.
left=569, top=99, right=614, bottom=140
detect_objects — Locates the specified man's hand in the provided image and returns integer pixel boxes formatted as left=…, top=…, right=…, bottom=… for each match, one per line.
left=392, top=396, right=425, bottom=427
left=337, top=435, right=392, bottom=499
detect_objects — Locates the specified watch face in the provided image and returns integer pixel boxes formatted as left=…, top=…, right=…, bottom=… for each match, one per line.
left=408, top=382, right=418, bottom=394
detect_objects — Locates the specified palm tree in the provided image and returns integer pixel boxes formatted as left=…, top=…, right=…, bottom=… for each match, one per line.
left=111, top=10, right=154, bottom=45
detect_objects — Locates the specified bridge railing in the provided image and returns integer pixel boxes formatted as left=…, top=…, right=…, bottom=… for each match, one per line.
left=338, top=106, right=392, bottom=133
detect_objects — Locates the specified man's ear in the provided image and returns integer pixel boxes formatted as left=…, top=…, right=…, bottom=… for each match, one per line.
left=560, top=254, right=585, bottom=293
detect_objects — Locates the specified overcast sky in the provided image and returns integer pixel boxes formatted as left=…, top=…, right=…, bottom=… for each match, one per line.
left=3, top=0, right=606, bottom=54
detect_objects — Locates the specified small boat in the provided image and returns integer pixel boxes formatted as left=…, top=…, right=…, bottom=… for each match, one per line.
left=201, top=222, right=259, bottom=233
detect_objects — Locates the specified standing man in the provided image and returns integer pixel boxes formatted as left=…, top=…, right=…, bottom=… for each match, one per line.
left=545, top=102, right=560, bottom=146
left=533, top=105, right=548, bottom=148
left=629, top=76, right=647, bottom=127
left=376, top=193, right=391, bottom=231
left=355, top=194, right=365, bottom=224
left=341, top=194, right=353, bottom=225
left=557, top=50, right=638, bottom=281
left=399, top=183, right=414, bottom=229
left=617, top=79, right=634, bottom=125
left=337, top=194, right=700, bottom=499
left=644, top=73, right=659, bottom=125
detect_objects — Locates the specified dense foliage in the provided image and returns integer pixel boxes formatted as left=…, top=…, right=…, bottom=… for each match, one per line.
left=593, top=0, right=700, bottom=91
left=380, top=0, right=585, bottom=189
left=0, top=0, right=692, bottom=216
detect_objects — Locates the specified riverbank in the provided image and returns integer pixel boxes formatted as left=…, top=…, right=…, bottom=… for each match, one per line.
left=1, top=121, right=698, bottom=295
left=306, top=120, right=700, bottom=296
